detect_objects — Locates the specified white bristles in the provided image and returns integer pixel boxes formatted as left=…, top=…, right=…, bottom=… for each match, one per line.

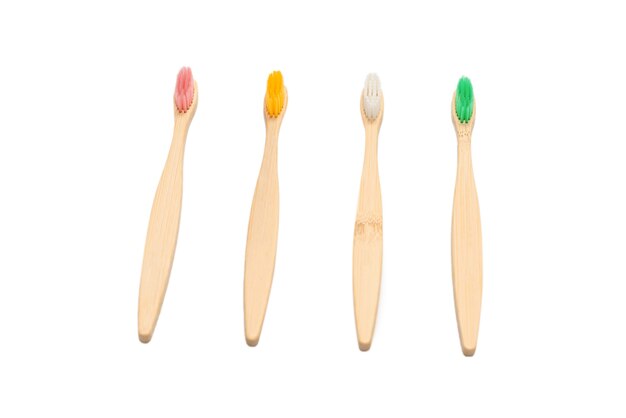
left=363, top=73, right=381, bottom=120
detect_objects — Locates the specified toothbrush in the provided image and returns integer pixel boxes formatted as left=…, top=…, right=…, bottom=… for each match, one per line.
left=353, top=73, right=384, bottom=351
left=137, top=67, right=197, bottom=343
left=243, top=71, right=287, bottom=346
left=451, top=76, right=482, bottom=356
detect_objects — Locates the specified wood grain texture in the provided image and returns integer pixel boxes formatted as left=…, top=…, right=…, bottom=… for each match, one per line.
left=243, top=91, right=288, bottom=347
left=451, top=95, right=482, bottom=356
left=353, top=95, right=384, bottom=351
left=137, top=82, right=197, bottom=343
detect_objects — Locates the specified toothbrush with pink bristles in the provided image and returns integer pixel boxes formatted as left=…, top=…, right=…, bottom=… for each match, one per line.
left=138, top=67, right=197, bottom=343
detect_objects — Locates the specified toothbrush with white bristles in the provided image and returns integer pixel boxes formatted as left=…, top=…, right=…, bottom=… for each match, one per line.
left=353, top=73, right=384, bottom=351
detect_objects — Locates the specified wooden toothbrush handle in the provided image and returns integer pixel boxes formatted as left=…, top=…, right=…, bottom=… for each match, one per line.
left=353, top=140, right=383, bottom=351
left=452, top=141, right=483, bottom=356
left=244, top=141, right=279, bottom=347
left=138, top=133, right=186, bottom=343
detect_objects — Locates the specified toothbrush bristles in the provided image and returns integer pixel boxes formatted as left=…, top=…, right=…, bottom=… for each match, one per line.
left=175, top=67, right=194, bottom=113
left=363, top=73, right=381, bottom=120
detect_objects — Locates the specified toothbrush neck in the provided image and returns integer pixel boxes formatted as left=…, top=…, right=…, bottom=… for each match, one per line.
left=457, top=140, right=472, bottom=152
left=173, top=118, right=191, bottom=143
left=364, top=126, right=379, bottom=156
left=264, top=120, right=282, bottom=154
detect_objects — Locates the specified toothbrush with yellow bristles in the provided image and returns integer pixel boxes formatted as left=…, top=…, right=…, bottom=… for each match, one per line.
left=451, top=76, right=482, bottom=356
left=138, top=67, right=197, bottom=343
left=353, top=73, right=384, bottom=351
left=243, top=71, right=287, bottom=347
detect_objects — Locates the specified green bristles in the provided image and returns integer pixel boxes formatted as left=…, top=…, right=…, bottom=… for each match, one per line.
left=455, top=76, right=474, bottom=123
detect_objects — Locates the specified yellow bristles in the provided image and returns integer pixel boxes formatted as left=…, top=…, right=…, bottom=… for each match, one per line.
left=265, top=71, right=285, bottom=117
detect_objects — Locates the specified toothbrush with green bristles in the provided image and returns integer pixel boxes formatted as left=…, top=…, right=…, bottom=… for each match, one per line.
left=451, top=76, right=482, bottom=356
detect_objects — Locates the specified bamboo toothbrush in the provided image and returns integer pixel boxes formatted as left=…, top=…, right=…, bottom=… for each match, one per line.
left=243, top=71, right=287, bottom=347
left=137, top=67, right=197, bottom=343
left=451, top=76, right=482, bottom=356
left=353, top=73, right=384, bottom=351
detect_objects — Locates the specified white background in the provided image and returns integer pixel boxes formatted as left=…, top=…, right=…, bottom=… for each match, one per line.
left=1, top=0, right=625, bottom=416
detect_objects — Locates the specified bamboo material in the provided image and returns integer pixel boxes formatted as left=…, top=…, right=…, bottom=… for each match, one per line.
left=137, top=82, right=198, bottom=343
left=451, top=95, right=482, bottom=356
left=243, top=91, right=288, bottom=347
left=353, top=94, right=384, bottom=351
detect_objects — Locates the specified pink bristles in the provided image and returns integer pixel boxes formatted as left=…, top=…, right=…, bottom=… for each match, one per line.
left=174, top=67, right=194, bottom=113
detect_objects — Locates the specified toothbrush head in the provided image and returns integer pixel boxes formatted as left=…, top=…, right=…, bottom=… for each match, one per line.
left=174, top=67, right=195, bottom=114
left=362, top=73, right=382, bottom=121
left=265, top=71, right=286, bottom=118
left=454, top=76, right=474, bottom=124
